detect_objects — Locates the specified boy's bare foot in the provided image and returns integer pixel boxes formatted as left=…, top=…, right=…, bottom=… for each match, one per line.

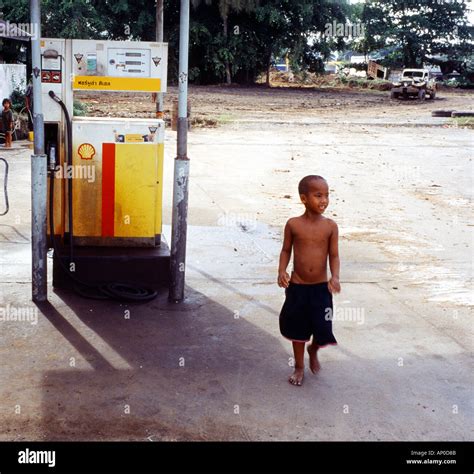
left=307, top=344, right=321, bottom=374
left=288, top=367, right=304, bottom=386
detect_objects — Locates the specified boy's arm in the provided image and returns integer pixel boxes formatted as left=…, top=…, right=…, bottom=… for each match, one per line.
left=328, top=221, right=341, bottom=293
left=277, top=220, right=293, bottom=288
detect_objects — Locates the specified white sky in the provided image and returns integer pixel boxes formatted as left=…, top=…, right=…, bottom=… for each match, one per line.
left=348, top=0, right=474, bottom=25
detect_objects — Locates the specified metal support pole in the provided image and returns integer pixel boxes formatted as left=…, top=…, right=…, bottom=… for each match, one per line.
left=169, top=0, right=190, bottom=303
left=30, top=0, right=47, bottom=302
left=156, top=0, right=164, bottom=118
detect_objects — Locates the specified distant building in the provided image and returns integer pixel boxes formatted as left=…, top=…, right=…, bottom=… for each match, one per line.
left=350, top=55, right=366, bottom=64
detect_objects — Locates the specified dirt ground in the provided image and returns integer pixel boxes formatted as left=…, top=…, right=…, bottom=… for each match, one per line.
left=77, top=83, right=474, bottom=127
left=0, top=84, right=472, bottom=441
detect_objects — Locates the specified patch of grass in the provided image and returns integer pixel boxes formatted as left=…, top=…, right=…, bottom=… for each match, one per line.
left=441, top=77, right=474, bottom=89
left=216, top=113, right=235, bottom=124
left=451, top=117, right=474, bottom=129
left=340, top=75, right=392, bottom=91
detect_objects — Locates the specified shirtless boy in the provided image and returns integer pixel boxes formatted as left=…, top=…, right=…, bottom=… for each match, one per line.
left=278, top=175, right=340, bottom=386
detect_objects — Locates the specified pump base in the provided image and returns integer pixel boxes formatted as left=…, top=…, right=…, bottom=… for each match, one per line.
left=52, top=238, right=170, bottom=291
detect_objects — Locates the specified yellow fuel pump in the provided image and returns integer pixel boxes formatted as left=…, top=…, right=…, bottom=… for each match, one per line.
left=41, top=38, right=170, bottom=300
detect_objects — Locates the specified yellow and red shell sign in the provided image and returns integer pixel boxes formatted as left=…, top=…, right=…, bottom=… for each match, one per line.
left=78, top=143, right=96, bottom=160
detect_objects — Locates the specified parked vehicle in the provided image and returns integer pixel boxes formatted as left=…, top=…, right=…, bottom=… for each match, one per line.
left=390, top=69, right=437, bottom=100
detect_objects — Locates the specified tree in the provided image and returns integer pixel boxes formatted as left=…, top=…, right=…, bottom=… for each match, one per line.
left=0, top=0, right=350, bottom=85
left=190, top=0, right=348, bottom=85
left=361, top=0, right=471, bottom=68
left=0, top=1, right=30, bottom=65
left=277, top=0, right=347, bottom=78
left=191, top=0, right=258, bottom=84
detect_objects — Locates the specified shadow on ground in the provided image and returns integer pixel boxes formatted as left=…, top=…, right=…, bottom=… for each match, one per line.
left=34, top=284, right=287, bottom=440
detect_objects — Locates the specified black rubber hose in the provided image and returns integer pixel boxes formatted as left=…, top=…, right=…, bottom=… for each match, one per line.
left=48, top=90, right=73, bottom=263
left=0, top=157, right=9, bottom=216
left=48, top=156, right=108, bottom=300
left=47, top=91, right=157, bottom=302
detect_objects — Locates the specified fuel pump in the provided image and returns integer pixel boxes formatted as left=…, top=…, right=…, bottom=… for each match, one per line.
left=41, top=38, right=169, bottom=301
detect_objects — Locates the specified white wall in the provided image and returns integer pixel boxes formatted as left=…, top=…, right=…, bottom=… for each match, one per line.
left=0, top=64, right=26, bottom=100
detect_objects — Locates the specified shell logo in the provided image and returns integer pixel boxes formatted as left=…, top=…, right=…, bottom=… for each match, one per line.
left=78, top=143, right=96, bottom=160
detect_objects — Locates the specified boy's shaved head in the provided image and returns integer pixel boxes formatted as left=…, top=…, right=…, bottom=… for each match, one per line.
left=298, top=175, right=326, bottom=195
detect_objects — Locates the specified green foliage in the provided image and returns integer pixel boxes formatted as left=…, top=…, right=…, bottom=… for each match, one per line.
left=338, top=75, right=391, bottom=90
left=451, top=117, right=474, bottom=128
left=338, top=60, right=367, bottom=72
left=0, top=0, right=349, bottom=84
left=0, top=1, right=29, bottom=64
left=1, top=0, right=470, bottom=86
left=442, top=76, right=474, bottom=89
left=10, top=87, right=25, bottom=113
left=359, top=0, right=471, bottom=68
left=100, top=0, right=350, bottom=84
left=73, top=99, right=88, bottom=116
left=42, top=0, right=105, bottom=39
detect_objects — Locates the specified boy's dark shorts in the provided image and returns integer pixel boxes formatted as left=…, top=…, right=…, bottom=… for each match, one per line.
left=279, top=281, right=337, bottom=347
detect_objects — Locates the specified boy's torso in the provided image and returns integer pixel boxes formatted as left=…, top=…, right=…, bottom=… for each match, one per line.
left=289, top=216, right=333, bottom=284
left=2, top=109, right=13, bottom=132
